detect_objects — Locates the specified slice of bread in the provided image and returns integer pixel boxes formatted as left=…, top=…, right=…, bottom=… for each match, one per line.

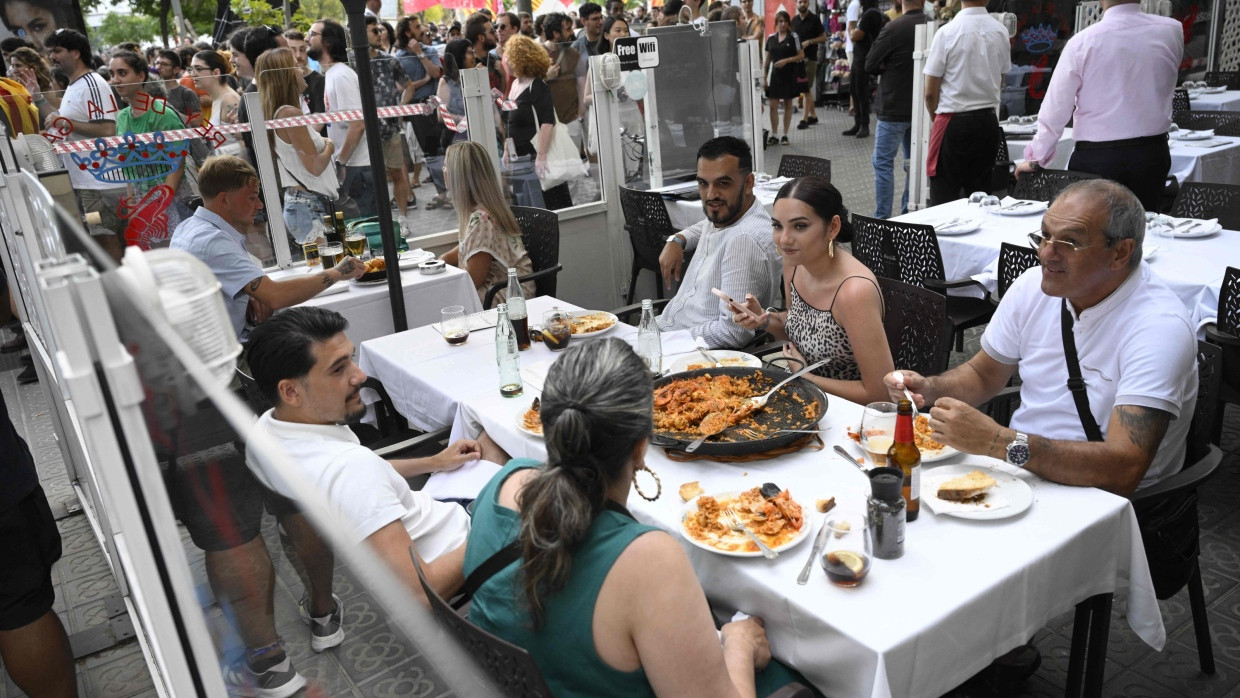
left=937, top=470, right=996, bottom=502
left=679, top=481, right=705, bottom=502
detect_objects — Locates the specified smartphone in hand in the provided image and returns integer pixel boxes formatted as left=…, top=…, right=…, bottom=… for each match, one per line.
left=711, top=287, right=762, bottom=321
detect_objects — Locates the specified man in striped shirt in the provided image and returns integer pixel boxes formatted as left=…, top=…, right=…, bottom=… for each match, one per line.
left=656, top=137, right=783, bottom=348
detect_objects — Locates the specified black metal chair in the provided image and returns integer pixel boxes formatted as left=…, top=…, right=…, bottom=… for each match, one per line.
left=1012, top=168, right=1100, bottom=202
left=853, top=215, right=994, bottom=353
left=1173, top=88, right=1191, bottom=114
left=1203, top=71, right=1240, bottom=89
left=1204, top=266, right=1240, bottom=420
left=777, top=154, right=832, bottom=181
left=1170, top=182, right=1240, bottom=230
left=991, top=130, right=1015, bottom=195
left=878, top=276, right=949, bottom=377
left=409, top=549, right=818, bottom=697
left=1130, top=341, right=1224, bottom=675
left=994, top=242, right=1041, bottom=303
left=353, top=376, right=452, bottom=458
left=483, top=206, right=564, bottom=309
left=1174, top=109, right=1240, bottom=136
left=850, top=214, right=895, bottom=279
left=619, top=186, right=679, bottom=304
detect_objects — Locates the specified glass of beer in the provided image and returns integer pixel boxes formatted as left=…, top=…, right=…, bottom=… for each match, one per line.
left=320, top=242, right=343, bottom=268
left=821, top=510, right=872, bottom=587
left=302, top=240, right=321, bottom=270
left=441, top=305, right=469, bottom=346
left=344, top=231, right=367, bottom=258
left=858, top=402, right=898, bottom=467
left=542, top=308, right=572, bottom=352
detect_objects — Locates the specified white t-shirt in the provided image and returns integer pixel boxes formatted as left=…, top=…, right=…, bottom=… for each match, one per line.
left=922, top=7, right=1012, bottom=113
left=980, top=264, right=1197, bottom=490
left=59, top=72, right=125, bottom=191
left=845, top=0, right=861, bottom=54
left=247, top=410, right=470, bottom=561
left=323, top=62, right=370, bottom=167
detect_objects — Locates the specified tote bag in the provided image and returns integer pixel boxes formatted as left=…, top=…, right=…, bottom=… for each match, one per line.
left=531, top=105, right=589, bottom=191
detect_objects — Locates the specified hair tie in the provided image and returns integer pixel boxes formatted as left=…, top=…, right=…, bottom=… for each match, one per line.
left=560, top=400, right=589, bottom=413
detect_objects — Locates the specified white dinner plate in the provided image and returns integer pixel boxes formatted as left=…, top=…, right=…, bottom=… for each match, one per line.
left=350, top=277, right=389, bottom=287
left=399, top=250, right=435, bottom=268
left=921, top=464, right=1034, bottom=520
left=1168, top=221, right=1223, bottom=238
left=516, top=405, right=543, bottom=438
left=920, top=443, right=962, bottom=463
left=934, top=218, right=983, bottom=236
left=680, top=491, right=814, bottom=558
left=668, top=350, right=762, bottom=373
left=992, top=200, right=1049, bottom=216
left=570, top=310, right=620, bottom=338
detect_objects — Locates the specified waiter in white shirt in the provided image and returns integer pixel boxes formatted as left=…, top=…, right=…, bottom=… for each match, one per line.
left=1015, top=0, right=1182, bottom=211
left=922, top=0, right=1010, bottom=205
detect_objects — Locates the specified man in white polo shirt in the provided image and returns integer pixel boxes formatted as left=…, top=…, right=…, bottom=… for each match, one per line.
left=885, top=179, right=1196, bottom=496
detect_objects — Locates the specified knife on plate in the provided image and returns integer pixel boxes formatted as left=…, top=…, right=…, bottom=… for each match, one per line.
left=798, top=518, right=832, bottom=585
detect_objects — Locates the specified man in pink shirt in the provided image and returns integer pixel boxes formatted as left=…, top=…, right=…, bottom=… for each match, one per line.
left=1015, top=0, right=1181, bottom=210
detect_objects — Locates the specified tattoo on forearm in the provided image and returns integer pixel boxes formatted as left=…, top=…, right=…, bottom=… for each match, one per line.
left=249, top=277, right=262, bottom=292
left=336, top=258, right=356, bottom=274
left=1115, top=406, right=1170, bottom=457
left=319, top=272, right=332, bottom=286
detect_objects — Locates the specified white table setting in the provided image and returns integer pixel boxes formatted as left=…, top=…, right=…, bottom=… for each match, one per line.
left=1187, top=87, right=1240, bottom=112
left=445, top=381, right=1163, bottom=698
left=270, top=251, right=483, bottom=347
left=660, top=175, right=783, bottom=230
left=892, top=198, right=1237, bottom=331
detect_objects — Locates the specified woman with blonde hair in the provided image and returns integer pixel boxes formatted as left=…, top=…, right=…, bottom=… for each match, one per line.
left=190, top=49, right=243, bottom=158
left=500, top=34, right=558, bottom=209
left=440, top=140, right=535, bottom=305
left=255, top=47, right=337, bottom=246
left=7, top=47, right=59, bottom=120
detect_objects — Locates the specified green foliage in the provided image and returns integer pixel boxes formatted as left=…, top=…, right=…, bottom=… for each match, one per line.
left=91, top=12, right=163, bottom=47
left=229, top=0, right=319, bottom=33
left=298, top=0, right=348, bottom=24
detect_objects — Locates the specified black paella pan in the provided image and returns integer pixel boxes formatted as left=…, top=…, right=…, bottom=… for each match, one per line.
left=648, top=366, right=829, bottom=456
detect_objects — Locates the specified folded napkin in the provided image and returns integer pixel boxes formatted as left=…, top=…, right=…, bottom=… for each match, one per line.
left=521, top=360, right=553, bottom=392
left=421, top=459, right=504, bottom=501
left=659, top=329, right=703, bottom=356
left=316, top=283, right=350, bottom=297
left=1174, top=129, right=1216, bottom=139
left=1162, top=216, right=1220, bottom=235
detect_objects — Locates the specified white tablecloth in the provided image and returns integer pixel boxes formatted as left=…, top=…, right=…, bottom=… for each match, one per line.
left=1189, top=90, right=1240, bottom=112
left=892, top=199, right=1237, bottom=329
left=271, top=263, right=483, bottom=347
left=666, top=183, right=780, bottom=231
left=448, top=387, right=1164, bottom=698
left=1007, top=126, right=1240, bottom=185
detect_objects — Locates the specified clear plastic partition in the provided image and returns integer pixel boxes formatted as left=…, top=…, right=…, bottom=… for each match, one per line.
left=0, top=174, right=493, bottom=695
left=642, top=20, right=747, bottom=187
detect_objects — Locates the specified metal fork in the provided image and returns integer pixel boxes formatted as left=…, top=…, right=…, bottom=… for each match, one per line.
left=723, top=508, right=778, bottom=559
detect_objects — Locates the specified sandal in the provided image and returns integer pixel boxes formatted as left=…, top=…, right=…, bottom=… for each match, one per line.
left=425, top=198, right=444, bottom=210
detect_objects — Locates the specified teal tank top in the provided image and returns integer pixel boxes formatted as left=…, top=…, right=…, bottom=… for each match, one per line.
left=464, top=458, right=660, bottom=698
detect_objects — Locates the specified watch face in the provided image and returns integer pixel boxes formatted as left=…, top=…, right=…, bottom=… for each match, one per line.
left=1007, top=443, right=1031, bottom=466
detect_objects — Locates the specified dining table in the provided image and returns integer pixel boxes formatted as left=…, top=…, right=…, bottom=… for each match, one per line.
left=432, top=343, right=1165, bottom=698
left=1005, top=126, right=1240, bottom=186
left=1188, top=89, right=1240, bottom=112
left=892, top=198, right=1238, bottom=331
left=271, top=260, right=483, bottom=347
left=661, top=176, right=783, bottom=230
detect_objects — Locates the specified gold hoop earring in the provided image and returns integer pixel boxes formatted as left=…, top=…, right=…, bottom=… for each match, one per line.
left=633, top=462, right=662, bottom=501
left=829, top=239, right=835, bottom=258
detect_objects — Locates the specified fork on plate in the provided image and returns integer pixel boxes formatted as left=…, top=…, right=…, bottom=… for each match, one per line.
left=722, top=508, right=778, bottom=559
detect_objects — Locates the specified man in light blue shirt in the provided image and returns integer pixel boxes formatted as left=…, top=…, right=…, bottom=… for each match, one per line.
left=170, top=155, right=365, bottom=339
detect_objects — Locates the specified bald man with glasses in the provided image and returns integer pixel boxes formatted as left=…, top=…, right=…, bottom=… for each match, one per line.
left=885, top=179, right=1197, bottom=497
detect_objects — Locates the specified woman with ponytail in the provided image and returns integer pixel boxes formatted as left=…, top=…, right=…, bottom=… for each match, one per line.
left=464, top=338, right=817, bottom=697
left=729, top=176, right=893, bottom=404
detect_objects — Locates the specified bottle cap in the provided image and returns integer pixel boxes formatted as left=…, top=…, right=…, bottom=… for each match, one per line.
left=869, top=467, right=904, bottom=502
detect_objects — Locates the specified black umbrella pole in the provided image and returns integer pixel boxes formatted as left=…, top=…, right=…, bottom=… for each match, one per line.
left=343, top=0, right=408, bottom=333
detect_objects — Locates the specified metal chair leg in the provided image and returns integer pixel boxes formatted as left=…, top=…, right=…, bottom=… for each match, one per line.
left=1067, top=601, right=1091, bottom=698
left=1083, top=593, right=1112, bottom=698
left=1188, top=564, right=1216, bottom=675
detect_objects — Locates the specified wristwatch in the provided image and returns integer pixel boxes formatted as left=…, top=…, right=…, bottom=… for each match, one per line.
left=666, top=234, right=684, bottom=248
left=1005, top=432, right=1030, bottom=466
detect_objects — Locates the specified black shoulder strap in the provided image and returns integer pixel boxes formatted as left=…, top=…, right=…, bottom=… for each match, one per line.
left=452, top=540, right=521, bottom=610
left=1060, top=301, right=1104, bottom=442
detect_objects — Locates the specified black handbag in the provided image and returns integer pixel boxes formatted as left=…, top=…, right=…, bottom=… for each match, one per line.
left=1061, top=303, right=1196, bottom=598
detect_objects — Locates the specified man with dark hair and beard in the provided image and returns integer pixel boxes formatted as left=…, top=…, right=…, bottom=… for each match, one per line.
left=654, top=137, right=782, bottom=349
left=245, top=306, right=483, bottom=599
left=309, top=18, right=377, bottom=217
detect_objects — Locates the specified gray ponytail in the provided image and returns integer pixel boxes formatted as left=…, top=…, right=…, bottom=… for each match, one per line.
left=517, top=338, right=653, bottom=627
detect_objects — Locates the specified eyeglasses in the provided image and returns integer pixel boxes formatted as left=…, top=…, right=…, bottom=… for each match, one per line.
left=190, top=65, right=213, bottom=73
left=1027, top=231, right=1114, bottom=254
left=156, top=61, right=176, bottom=68
left=306, top=30, right=321, bottom=39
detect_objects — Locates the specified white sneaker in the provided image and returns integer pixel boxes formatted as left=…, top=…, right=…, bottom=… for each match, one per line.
left=299, top=593, right=344, bottom=652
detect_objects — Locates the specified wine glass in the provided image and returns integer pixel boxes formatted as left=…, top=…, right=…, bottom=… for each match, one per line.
left=980, top=195, right=1002, bottom=217
left=858, top=402, right=898, bottom=467
left=820, top=509, right=873, bottom=587
left=968, top=191, right=988, bottom=206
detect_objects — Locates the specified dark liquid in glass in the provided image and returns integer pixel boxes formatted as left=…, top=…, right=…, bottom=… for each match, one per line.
left=544, top=325, right=572, bottom=351
left=822, top=551, right=871, bottom=587
left=501, top=383, right=524, bottom=397
left=444, top=331, right=469, bottom=345
left=512, top=315, right=531, bottom=350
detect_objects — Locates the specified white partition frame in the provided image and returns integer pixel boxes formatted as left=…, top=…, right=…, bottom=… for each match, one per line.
left=908, top=21, right=937, bottom=212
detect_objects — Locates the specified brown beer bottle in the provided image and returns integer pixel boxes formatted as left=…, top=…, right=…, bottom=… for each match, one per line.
left=888, top=399, right=921, bottom=522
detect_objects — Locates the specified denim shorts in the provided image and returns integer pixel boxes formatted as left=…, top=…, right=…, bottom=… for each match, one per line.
left=283, top=188, right=331, bottom=244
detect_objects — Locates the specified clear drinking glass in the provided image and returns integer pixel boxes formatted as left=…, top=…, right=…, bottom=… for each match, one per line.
left=858, top=402, right=898, bottom=467
left=980, top=195, right=1002, bottom=216
left=542, top=308, right=572, bottom=352
left=968, top=191, right=988, bottom=206
left=320, top=242, right=343, bottom=268
left=441, top=305, right=469, bottom=345
left=821, top=509, right=873, bottom=588
left=344, top=231, right=368, bottom=259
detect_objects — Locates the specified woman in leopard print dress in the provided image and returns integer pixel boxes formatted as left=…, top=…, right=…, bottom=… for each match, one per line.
left=729, top=176, right=893, bottom=404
